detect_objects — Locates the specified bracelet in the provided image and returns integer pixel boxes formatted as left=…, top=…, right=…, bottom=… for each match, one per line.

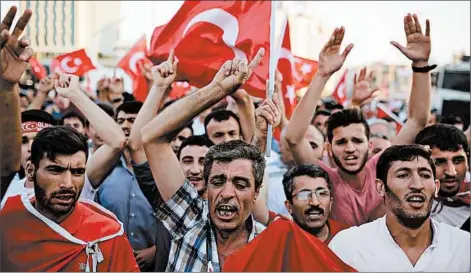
left=412, top=64, right=437, bottom=73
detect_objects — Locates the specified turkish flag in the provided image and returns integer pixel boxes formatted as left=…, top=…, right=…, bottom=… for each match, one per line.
left=29, top=57, right=47, bottom=80
left=54, top=49, right=96, bottom=76
left=293, top=56, right=318, bottom=90
left=376, top=103, right=403, bottom=134
left=117, top=36, right=153, bottom=102
left=149, top=24, right=166, bottom=59
left=148, top=1, right=271, bottom=98
left=332, top=70, right=348, bottom=106
left=223, top=220, right=357, bottom=272
left=277, top=20, right=296, bottom=119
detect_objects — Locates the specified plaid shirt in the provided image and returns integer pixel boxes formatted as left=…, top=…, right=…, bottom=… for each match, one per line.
left=156, top=179, right=266, bottom=272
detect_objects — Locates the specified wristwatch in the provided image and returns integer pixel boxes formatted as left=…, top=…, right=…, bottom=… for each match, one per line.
left=411, top=64, right=437, bottom=73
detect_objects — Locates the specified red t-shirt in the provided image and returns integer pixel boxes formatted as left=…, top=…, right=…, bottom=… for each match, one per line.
left=0, top=195, right=139, bottom=272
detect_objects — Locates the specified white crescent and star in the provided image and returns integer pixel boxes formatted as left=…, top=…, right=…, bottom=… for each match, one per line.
left=278, top=47, right=296, bottom=105
left=182, top=8, right=247, bottom=60
left=129, top=51, right=145, bottom=75
left=60, top=57, right=82, bottom=74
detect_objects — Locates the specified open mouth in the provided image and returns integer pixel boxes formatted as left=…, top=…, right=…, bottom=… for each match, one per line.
left=305, top=209, right=323, bottom=220
left=344, top=155, right=358, bottom=164
left=53, top=194, right=75, bottom=204
left=442, top=179, right=458, bottom=186
left=405, top=194, right=426, bottom=208
left=216, top=205, right=238, bottom=219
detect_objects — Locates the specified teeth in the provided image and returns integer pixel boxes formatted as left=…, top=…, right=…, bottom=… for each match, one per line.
left=408, top=197, right=424, bottom=202
left=345, top=156, right=357, bottom=160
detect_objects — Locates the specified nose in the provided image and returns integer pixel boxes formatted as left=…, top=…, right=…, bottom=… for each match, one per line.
left=223, top=134, right=232, bottom=143
left=345, top=140, right=356, bottom=153
left=27, top=139, right=34, bottom=153
left=60, top=171, right=74, bottom=189
left=189, top=162, right=201, bottom=175
left=445, top=160, right=457, bottom=176
left=219, top=181, right=236, bottom=199
left=409, top=172, right=425, bottom=191
left=308, top=193, right=321, bottom=206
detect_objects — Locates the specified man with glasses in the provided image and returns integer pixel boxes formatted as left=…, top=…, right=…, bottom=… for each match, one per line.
left=282, top=164, right=349, bottom=244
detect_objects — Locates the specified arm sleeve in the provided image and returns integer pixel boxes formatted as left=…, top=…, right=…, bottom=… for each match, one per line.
left=156, top=179, right=205, bottom=240
left=132, top=161, right=164, bottom=212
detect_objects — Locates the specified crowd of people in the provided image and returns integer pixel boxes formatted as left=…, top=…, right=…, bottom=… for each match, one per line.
left=1, top=5, right=470, bottom=272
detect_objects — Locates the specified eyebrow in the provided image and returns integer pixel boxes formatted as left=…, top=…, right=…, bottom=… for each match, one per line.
left=210, top=174, right=227, bottom=182
left=181, top=156, right=194, bottom=161
left=232, top=176, right=250, bottom=184
left=45, top=164, right=85, bottom=171
left=418, top=167, right=432, bottom=173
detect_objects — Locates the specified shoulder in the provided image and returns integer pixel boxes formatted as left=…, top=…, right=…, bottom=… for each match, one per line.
left=436, top=220, right=470, bottom=243
left=77, top=200, right=123, bottom=235
left=329, top=218, right=381, bottom=247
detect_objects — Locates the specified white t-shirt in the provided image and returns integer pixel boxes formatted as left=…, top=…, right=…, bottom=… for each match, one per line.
left=329, top=216, right=470, bottom=272
left=1, top=177, right=35, bottom=209
left=431, top=200, right=470, bottom=228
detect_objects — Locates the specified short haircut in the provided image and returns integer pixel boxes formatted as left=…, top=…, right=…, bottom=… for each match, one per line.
left=439, top=115, right=464, bottom=126
left=30, top=125, right=89, bottom=169
left=326, top=108, right=370, bottom=143
left=282, top=164, right=332, bottom=203
left=97, top=103, right=115, bottom=118
left=62, top=111, right=88, bottom=128
left=311, top=110, right=331, bottom=124
left=415, top=124, right=469, bottom=155
left=204, top=109, right=241, bottom=134
left=367, top=118, right=395, bottom=139
left=177, top=135, right=214, bottom=160
left=21, top=110, right=57, bottom=126
left=115, top=100, right=143, bottom=117
left=376, top=145, right=436, bottom=188
left=203, top=140, right=265, bottom=190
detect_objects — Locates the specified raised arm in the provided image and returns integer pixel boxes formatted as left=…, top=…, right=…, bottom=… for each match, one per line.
left=285, top=27, right=353, bottom=165
left=141, top=48, right=265, bottom=202
left=349, top=67, right=379, bottom=108
left=128, top=52, right=177, bottom=165
left=230, top=89, right=256, bottom=143
left=28, top=74, right=55, bottom=110
left=54, top=73, right=126, bottom=187
left=391, top=14, right=432, bottom=145
left=0, top=7, right=33, bottom=197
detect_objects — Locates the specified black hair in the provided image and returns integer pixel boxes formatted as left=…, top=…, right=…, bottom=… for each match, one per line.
left=282, top=164, right=332, bottom=203
left=115, top=100, right=143, bottom=118
left=203, top=140, right=265, bottom=190
left=439, top=115, right=464, bottom=126
left=415, top=124, right=469, bottom=155
left=204, top=109, right=242, bottom=134
left=376, top=145, right=436, bottom=188
left=96, top=103, right=115, bottom=118
left=177, top=135, right=214, bottom=160
left=311, top=109, right=331, bottom=124
left=326, top=108, right=370, bottom=143
left=61, top=111, right=88, bottom=128
left=30, top=126, right=89, bottom=169
left=21, top=110, right=57, bottom=125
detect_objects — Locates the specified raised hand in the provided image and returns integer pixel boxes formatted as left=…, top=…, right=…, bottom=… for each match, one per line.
left=35, top=74, right=56, bottom=94
left=1, top=6, right=33, bottom=85
left=390, top=14, right=431, bottom=65
left=152, top=49, right=178, bottom=87
left=317, top=27, right=353, bottom=78
left=212, top=48, right=265, bottom=92
left=54, top=73, right=80, bottom=98
left=108, top=77, right=124, bottom=93
left=352, top=67, right=379, bottom=106
left=255, top=96, right=281, bottom=135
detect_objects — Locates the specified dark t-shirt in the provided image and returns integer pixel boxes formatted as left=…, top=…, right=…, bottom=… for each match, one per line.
left=132, top=161, right=172, bottom=272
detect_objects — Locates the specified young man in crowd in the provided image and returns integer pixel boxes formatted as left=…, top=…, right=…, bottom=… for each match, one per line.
left=54, top=73, right=157, bottom=272
left=415, top=124, right=470, bottom=230
left=204, top=109, right=243, bottom=144
left=62, top=111, right=88, bottom=135
left=329, top=145, right=470, bottom=271
left=285, top=13, right=432, bottom=226
left=369, top=132, right=392, bottom=159
left=439, top=115, right=465, bottom=131
left=1, top=126, right=138, bottom=271
left=282, top=164, right=349, bottom=244
left=311, top=109, right=331, bottom=135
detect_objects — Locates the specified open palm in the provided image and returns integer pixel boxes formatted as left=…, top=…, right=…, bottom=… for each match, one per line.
left=352, top=67, right=379, bottom=106
left=391, top=14, right=431, bottom=63
left=317, top=27, right=354, bottom=77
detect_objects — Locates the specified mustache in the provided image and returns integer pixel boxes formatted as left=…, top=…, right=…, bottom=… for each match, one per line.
left=305, top=206, right=324, bottom=215
left=215, top=199, right=239, bottom=210
left=440, top=173, right=458, bottom=181
left=404, top=189, right=427, bottom=200
left=51, top=189, right=77, bottom=198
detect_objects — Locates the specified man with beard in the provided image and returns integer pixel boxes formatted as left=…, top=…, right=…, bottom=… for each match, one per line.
left=286, top=14, right=432, bottom=226
left=54, top=74, right=157, bottom=271
left=282, top=164, right=349, bottom=243
left=415, top=124, right=470, bottom=229
left=1, top=126, right=138, bottom=271
left=140, top=48, right=273, bottom=271
left=329, top=145, right=470, bottom=271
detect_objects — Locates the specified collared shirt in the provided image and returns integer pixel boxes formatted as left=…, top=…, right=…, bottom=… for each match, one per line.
left=266, top=152, right=290, bottom=215
left=157, top=179, right=266, bottom=272
left=94, top=156, right=157, bottom=250
left=328, top=216, right=470, bottom=272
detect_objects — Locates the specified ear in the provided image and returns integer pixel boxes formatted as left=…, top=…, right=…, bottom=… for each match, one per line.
left=284, top=200, right=292, bottom=214
left=376, top=179, right=386, bottom=197
left=254, top=188, right=260, bottom=202
left=26, top=162, right=35, bottom=181
left=434, top=179, right=440, bottom=198
left=325, top=142, right=333, bottom=158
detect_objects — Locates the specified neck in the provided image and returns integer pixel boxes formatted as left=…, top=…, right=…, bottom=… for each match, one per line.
left=215, top=224, right=249, bottom=247
left=305, top=222, right=330, bottom=242
left=33, top=200, right=72, bottom=224
left=339, top=168, right=367, bottom=190
left=385, top=212, right=433, bottom=249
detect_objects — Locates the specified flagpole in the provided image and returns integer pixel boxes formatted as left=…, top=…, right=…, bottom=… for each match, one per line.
left=266, top=0, right=277, bottom=157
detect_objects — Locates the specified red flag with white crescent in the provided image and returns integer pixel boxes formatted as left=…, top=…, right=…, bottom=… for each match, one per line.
left=377, top=103, right=403, bottom=133
left=332, top=70, right=348, bottom=106
left=53, top=49, right=96, bottom=76
left=29, top=56, right=47, bottom=80
left=293, top=56, right=318, bottom=90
